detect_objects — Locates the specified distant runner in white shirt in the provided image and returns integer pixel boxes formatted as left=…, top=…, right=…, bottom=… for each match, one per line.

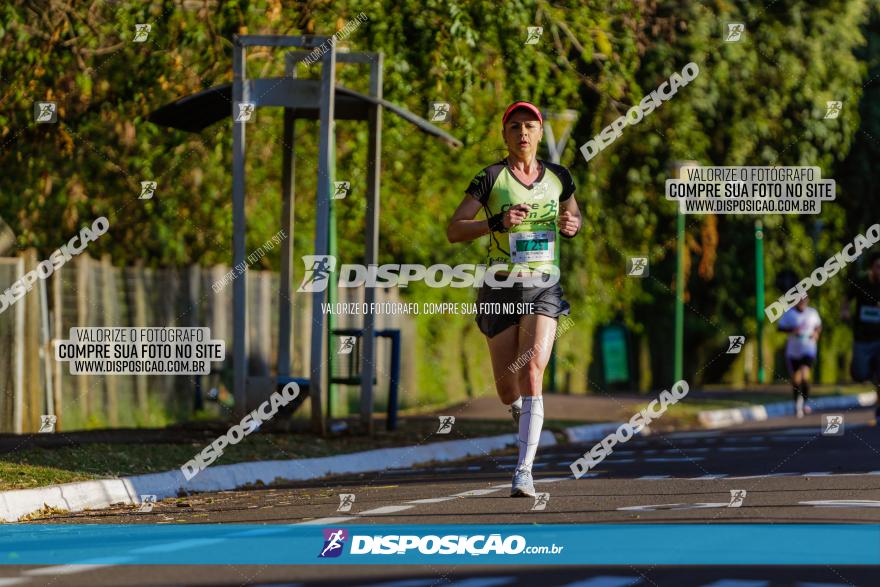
left=777, top=295, right=822, bottom=418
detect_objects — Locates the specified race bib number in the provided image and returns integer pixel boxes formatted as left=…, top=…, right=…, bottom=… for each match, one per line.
left=509, top=231, right=555, bottom=263
left=859, top=305, right=880, bottom=324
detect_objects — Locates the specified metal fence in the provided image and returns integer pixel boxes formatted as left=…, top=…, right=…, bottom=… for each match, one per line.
left=0, top=251, right=412, bottom=433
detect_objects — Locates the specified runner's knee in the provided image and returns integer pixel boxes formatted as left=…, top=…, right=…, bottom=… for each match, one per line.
left=496, top=384, right=520, bottom=404
left=516, top=362, right=544, bottom=395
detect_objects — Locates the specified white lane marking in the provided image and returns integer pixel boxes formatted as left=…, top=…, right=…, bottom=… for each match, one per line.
left=357, top=505, right=415, bottom=515
left=407, top=497, right=457, bottom=504
left=602, top=458, right=636, bottom=464
left=644, top=456, right=705, bottom=463
left=802, top=472, right=832, bottom=476
left=497, top=463, right=549, bottom=470
left=536, top=476, right=571, bottom=483
left=297, top=516, right=357, bottom=525
left=23, top=564, right=116, bottom=576
left=558, top=576, right=642, bottom=587
left=637, top=475, right=671, bottom=480
left=800, top=500, right=880, bottom=508
left=0, top=580, right=28, bottom=586
left=700, top=581, right=769, bottom=587
left=618, top=502, right=728, bottom=512
left=131, top=538, right=225, bottom=554
left=718, top=447, right=767, bottom=452
left=726, top=473, right=799, bottom=480
left=690, top=474, right=728, bottom=480
left=453, top=488, right=502, bottom=497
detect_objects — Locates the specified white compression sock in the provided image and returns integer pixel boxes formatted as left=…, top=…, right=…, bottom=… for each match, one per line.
left=516, top=396, right=544, bottom=472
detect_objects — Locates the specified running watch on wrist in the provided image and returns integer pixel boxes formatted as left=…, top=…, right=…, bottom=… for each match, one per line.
left=489, top=212, right=507, bottom=233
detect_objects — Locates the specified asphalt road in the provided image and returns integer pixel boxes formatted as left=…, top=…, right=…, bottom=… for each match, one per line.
left=3, top=407, right=880, bottom=586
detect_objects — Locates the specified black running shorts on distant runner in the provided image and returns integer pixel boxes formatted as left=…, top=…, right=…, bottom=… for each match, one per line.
left=475, top=281, right=571, bottom=338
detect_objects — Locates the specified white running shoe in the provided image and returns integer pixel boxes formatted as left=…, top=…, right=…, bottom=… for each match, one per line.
left=796, top=396, right=805, bottom=419
left=511, top=468, right=535, bottom=498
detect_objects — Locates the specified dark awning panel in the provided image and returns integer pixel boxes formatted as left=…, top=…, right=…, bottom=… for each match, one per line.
left=148, top=80, right=462, bottom=147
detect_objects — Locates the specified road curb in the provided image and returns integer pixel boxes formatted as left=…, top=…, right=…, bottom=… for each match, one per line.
left=0, top=430, right=555, bottom=522
left=697, top=391, right=878, bottom=429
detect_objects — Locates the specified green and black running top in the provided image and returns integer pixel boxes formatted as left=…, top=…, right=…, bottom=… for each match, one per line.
left=466, top=158, right=576, bottom=273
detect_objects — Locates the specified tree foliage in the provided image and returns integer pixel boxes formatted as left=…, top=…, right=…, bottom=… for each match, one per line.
left=1, top=0, right=876, bottom=392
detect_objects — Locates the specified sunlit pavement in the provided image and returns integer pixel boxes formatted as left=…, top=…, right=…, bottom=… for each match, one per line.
left=4, top=408, right=879, bottom=586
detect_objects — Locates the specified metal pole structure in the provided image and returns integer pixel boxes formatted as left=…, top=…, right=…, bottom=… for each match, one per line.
left=308, top=42, right=336, bottom=435
left=674, top=211, right=685, bottom=383
left=755, top=220, right=765, bottom=384
left=542, top=110, right=578, bottom=393
left=361, top=53, right=383, bottom=433
left=231, top=38, right=249, bottom=419
left=327, top=115, right=337, bottom=421
left=278, top=105, right=295, bottom=381
left=670, top=160, right=697, bottom=383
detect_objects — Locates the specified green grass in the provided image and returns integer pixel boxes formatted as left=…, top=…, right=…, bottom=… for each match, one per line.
left=0, top=418, right=523, bottom=491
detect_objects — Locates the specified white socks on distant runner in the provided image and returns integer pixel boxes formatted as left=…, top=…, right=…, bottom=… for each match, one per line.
left=516, top=396, right=544, bottom=472
left=511, top=396, right=523, bottom=411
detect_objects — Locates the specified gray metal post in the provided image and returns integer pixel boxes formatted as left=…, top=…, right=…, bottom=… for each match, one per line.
left=360, top=53, right=384, bottom=433
left=278, top=88, right=296, bottom=377
left=543, top=109, right=578, bottom=392
left=308, top=42, right=337, bottom=435
left=232, top=39, right=249, bottom=419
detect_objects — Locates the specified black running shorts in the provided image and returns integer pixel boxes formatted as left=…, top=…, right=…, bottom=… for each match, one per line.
left=475, top=280, right=571, bottom=338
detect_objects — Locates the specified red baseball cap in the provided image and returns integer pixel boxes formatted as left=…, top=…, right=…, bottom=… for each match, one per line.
left=502, top=101, right=543, bottom=125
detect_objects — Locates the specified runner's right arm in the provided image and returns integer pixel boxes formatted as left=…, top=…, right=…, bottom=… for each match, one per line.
left=446, top=197, right=529, bottom=243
